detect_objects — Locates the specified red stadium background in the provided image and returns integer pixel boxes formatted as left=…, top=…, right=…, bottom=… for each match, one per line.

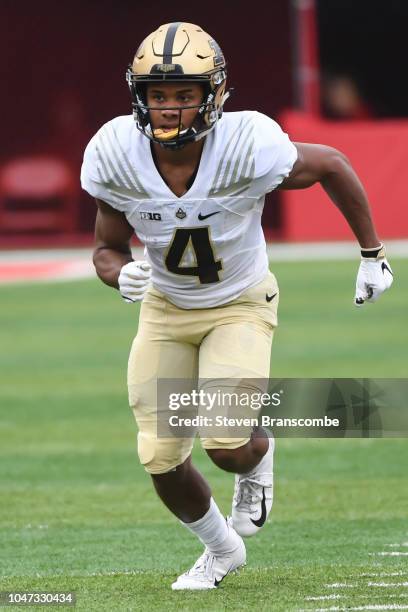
left=1, top=0, right=407, bottom=246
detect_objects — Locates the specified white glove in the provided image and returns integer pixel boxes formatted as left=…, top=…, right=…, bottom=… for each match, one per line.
left=118, top=260, right=151, bottom=304
left=355, top=244, right=393, bottom=307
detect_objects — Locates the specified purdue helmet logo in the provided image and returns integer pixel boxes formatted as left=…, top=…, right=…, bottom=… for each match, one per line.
left=155, top=63, right=177, bottom=72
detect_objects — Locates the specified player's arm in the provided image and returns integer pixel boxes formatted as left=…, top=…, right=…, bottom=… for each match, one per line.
left=93, top=198, right=134, bottom=288
left=279, top=143, right=393, bottom=305
left=279, top=143, right=379, bottom=248
left=93, top=199, right=151, bottom=302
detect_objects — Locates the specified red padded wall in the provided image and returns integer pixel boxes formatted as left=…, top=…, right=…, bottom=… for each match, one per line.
left=279, top=111, right=408, bottom=240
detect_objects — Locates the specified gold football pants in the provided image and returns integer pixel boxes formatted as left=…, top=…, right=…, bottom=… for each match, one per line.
left=128, top=271, right=279, bottom=474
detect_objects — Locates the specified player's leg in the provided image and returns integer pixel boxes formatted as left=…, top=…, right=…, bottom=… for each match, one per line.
left=128, top=288, right=205, bottom=518
left=198, top=319, right=273, bottom=475
left=128, top=287, right=245, bottom=588
left=150, top=457, right=210, bottom=522
left=199, top=271, right=278, bottom=536
left=207, top=426, right=269, bottom=473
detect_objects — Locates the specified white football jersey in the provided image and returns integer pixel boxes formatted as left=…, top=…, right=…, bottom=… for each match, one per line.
left=81, top=111, right=297, bottom=308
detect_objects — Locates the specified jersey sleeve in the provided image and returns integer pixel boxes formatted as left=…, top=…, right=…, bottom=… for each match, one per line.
left=80, top=127, right=128, bottom=212
left=253, top=111, right=298, bottom=192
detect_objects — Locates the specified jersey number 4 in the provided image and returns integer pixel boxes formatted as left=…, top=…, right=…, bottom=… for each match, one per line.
left=165, top=227, right=222, bottom=284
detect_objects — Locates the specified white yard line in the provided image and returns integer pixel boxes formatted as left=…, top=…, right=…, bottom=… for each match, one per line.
left=357, top=596, right=408, bottom=600
left=372, top=553, right=408, bottom=557
left=368, top=583, right=408, bottom=588
left=359, top=574, right=408, bottom=578
left=305, top=595, right=343, bottom=601
left=307, top=575, right=408, bottom=610
left=313, top=605, right=408, bottom=611
left=0, top=569, right=154, bottom=579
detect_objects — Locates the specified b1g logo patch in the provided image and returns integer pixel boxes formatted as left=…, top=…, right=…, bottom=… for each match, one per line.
left=140, top=211, right=162, bottom=221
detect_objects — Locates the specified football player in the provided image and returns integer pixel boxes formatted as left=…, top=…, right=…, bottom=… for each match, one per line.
left=81, top=22, right=393, bottom=590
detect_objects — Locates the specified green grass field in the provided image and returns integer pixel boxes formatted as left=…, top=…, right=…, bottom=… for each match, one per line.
left=0, top=259, right=407, bottom=611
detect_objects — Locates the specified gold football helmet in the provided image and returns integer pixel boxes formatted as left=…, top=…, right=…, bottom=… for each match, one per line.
left=126, top=22, right=229, bottom=148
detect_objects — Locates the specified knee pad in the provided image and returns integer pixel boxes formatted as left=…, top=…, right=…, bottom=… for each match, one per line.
left=136, top=430, right=194, bottom=474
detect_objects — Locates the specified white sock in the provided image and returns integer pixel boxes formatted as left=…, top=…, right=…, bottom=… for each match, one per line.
left=181, top=497, right=231, bottom=553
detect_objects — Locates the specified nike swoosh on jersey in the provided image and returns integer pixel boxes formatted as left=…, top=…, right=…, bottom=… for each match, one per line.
left=266, top=292, right=277, bottom=303
left=198, top=211, right=221, bottom=221
left=250, top=487, right=267, bottom=528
